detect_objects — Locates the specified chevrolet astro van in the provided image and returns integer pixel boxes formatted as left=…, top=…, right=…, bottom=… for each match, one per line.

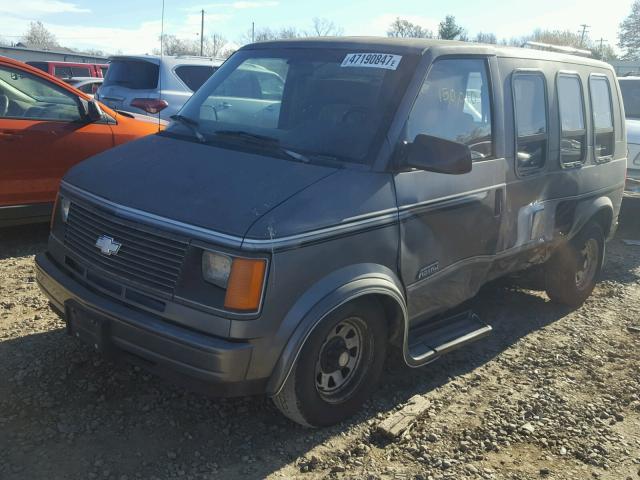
left=36, top=38, right=626, bottom=426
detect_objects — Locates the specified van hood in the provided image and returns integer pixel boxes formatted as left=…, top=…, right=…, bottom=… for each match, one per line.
left=62, top=134, right=337, bottom=238
left=627, top=118, right=640, bottom=145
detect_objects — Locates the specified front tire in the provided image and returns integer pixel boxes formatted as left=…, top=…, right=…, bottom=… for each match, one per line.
left=544, top=222, right=604, bottom=307
left=273, top=300, right=387, bottom=427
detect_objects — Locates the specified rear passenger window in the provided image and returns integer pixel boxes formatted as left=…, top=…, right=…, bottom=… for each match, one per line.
left=589, top=75, right=614, bottom=159
left=406, top=58, right=493, bottom=160
left=513, top=72, right=548, bottom=174
left=557, top=74, right=586, bottom=166
left=175, top=65, right=216, bottom=92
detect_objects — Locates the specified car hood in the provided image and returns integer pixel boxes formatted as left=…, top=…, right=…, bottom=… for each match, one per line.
left=627, top=118, right=640, bottom=144
left=63, top=134, right=337, bottom=238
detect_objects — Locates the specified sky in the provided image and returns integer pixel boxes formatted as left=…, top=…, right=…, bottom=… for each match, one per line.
left=0, top=0, right=635, bottom=55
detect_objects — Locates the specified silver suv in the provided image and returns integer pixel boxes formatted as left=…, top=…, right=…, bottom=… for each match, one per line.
left=96, top=55, right=223, bottom=121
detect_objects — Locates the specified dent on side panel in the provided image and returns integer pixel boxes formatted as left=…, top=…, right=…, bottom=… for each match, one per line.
left=395, top=159, right=506, bottom=321
left=504, top=159, right=626, bottom=251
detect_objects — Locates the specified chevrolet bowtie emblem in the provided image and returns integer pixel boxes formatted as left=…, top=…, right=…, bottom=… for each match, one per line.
left=95, top=235, right=122, bottom=256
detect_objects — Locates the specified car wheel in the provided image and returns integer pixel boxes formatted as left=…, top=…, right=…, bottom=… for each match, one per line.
left=545, top=222, right=604, bottom=307
left=272, top=300, right=387, bottom=427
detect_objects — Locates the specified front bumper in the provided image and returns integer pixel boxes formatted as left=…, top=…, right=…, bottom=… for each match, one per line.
left=36, top=252, right=266, bottom=396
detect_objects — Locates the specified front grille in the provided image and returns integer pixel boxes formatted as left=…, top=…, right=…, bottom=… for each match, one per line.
left=64, top=201, right=188, bottom=296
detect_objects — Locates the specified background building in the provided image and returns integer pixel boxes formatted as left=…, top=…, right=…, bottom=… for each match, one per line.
left=0, top=43, right=108, bottom=64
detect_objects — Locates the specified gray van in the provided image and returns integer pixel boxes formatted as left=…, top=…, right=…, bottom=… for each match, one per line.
left=36, top=38, right=626, bottom=427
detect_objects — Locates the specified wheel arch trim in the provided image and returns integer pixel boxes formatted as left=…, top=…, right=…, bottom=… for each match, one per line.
left=265, top=269, right=408, bottom=396
left=569, top=195, right=615, bottom=239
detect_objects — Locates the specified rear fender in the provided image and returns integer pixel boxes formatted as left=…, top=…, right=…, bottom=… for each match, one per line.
left=569, top=196, right=614, bottom=240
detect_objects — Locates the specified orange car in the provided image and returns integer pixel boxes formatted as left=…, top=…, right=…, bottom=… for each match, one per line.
left=0, top=56, right=162, bottom=226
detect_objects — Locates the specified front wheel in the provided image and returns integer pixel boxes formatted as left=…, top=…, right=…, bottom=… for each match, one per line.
left=272, top=300, right=387, bottom=427
left=545, top=222, right=605, bottom=307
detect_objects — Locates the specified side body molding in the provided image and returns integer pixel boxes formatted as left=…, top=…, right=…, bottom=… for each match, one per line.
left=265, top=264, right=408, bottom=396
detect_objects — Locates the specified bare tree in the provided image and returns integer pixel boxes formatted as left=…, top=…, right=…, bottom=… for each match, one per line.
left=220, top=47, right=237, bottom=59
left=205, top=33, right=227, bottom=58
left=240, top=26, right=301, bottom=44
left=387, top=17, right=433, bottom=38
left=475, top=32, right=497, bottom=44
left=22, top=21, right=59, bottom=49
left=156, top=34, right=199, bottom=56
left=277, top=27, right=301, bottom=39
left=81, top=48, right=106, bottom=57
left=308, top=17, right=343, bottom=37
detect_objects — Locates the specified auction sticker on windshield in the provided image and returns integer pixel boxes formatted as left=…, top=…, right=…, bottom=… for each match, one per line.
left=341, top=53, right=402, bottom=70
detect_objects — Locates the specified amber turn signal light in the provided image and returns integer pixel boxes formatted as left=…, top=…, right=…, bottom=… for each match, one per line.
left=223, top=258, right=267, bottom=312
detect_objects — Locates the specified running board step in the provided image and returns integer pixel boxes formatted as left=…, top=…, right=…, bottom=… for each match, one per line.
left=408, top=311, right=492, bottom=364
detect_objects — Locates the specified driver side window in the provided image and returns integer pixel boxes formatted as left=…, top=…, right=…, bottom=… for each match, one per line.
left=0, top=65, right=82, bottom=122
left=406, top=58, right=493, bottom=160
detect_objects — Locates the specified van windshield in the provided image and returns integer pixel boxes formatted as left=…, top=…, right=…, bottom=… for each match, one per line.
left=620, top=79, right=640, bottom=119
left=171, top=48, right=418, bottom=165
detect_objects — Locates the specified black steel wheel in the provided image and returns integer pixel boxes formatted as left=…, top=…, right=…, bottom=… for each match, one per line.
left=273, top=300, right=387, bottom=427
left=545, top=222, right=605, bottom=307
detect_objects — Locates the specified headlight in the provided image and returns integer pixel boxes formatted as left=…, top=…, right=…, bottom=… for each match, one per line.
left=202, top=251, right=232, bottom=288
left=60, top=197, right=71, bottom=223
left=201, top=251, right=267, bottom=312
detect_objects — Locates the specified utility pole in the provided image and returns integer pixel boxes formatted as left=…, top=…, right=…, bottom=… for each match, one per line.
left=252, top=22, right=255, bottom=43
left=597, top=37, right=608, bottom=60
left=579, top=24, right=590, bottom=47
left=200, top=9, right=204, bottom=56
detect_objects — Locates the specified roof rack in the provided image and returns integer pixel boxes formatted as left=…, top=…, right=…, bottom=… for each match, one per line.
left=522, top=41, right=592, bottom=57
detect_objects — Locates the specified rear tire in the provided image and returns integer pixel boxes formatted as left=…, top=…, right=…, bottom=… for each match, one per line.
left=544, top=222, right=604, bottom=307
left=272, top=300, right=387, bottom=427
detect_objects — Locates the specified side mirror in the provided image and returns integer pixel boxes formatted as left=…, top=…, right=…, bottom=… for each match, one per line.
left=403, top=134, right=472, bottom=175
left=79, top=98, right=103, bottom=122
left=86, top=100, right=103, bottom=122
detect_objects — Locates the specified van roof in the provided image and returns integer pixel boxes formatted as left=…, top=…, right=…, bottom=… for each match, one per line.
left=242, top=36, right=612, bottom=69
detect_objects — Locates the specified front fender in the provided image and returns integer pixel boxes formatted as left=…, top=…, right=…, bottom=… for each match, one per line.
left=265, top=263, right=407, bottom=396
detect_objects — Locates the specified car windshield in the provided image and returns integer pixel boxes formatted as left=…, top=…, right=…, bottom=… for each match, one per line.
left=170, top=48, right=418, bottom=165
left=620, top=79, right=640, bottom=119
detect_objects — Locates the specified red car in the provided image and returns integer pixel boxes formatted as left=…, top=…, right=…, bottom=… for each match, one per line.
left=0, top=57, right=161, bottom=227
left=26, top=61, right=109, bottom=79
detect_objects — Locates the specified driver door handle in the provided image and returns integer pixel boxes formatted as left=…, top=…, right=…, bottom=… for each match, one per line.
left=0, top=131, right=22, bottom=141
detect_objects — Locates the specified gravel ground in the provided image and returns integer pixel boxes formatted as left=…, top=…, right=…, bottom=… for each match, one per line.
left=1, top=204, right=639, bottom=480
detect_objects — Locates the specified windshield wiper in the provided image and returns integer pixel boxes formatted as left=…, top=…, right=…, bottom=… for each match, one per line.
left=212, top=130, right=310, bottom=163
left=213, top=130, right=280, bottom=143
left=170, top=114, right=205, bottom=143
